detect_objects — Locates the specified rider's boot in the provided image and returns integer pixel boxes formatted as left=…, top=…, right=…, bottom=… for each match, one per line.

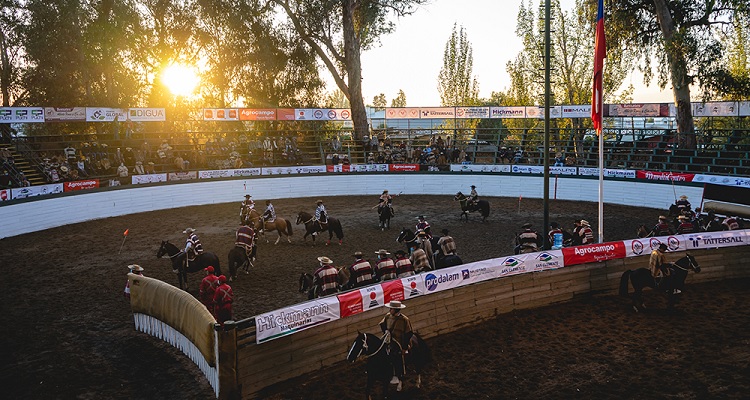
left=390, top=376, right=400, bottom=385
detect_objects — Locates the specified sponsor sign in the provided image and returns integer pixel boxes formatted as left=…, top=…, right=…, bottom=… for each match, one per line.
left=85, top=107, right=128, bottom=122
left=198, top=170, right=232, bottom=179
left=239, top=108, right=277, bottom=121
left=385, top=107, right=421, bottom=119
left=646, top=236, right=682, bottom=252
left=346, top=164, right=389, bottom=173
left=401, top=275, right=426, bottom=299
left=63, top=180, right=99, bottom=192
left=692, top=102, right=738, bottom=117
left=261, top=165, right=327, bottom=175
left=683, top=231, right=746, bottom=250
left=455, top=107, right=490, bottom=119
left=693, top=174, right=750, bottom=188
left=490, top=106, right=526, bottom=119
left=423, top=267, right=464, bottom=293
left=549, top=166, right=578, bottom=176
left=562, top=241, right=627, bottom=266
left=0, top=107, right=45, bottom=123
left=636, top=170, right=695, bottom=182
left=128, top=108, right=166, bottom=122
left=527, top=250, right=565, bottom=271
left=525, top=106, right=562, bottom=119
left=561, top=105, right=591, bottom=118
left=496, top=255, right=528, bottom=277
left=607, top=103, right=668, bottom=117
left=0, top=188, right=10, bottom=201
left=740, top=101, right=750, bottom=117
left=168, top=171, right=198, bottom=181
left=277, top=108, right=296, bottom=120
left=202, top=108, right=239, bottom=121
left=11, top=184, right=63, bottom=199
left=131, top=174, right=167, bottom=184
left=44, top=107, right=86, bottom=122
left=511, top=165, right=544, bottom=174
left=419, top=107, right=455, bottom=119
left=450, top=164, right=511, bottom=173
left=389, top=164, right=419, bottom=172
left=456, top=259, right=503, bottom=284
left=232, top=168, right=262, bottom=177
left=327, top=165, right=346, bottom=173
left=380, top=279, right=405, bottom=303
left=294, top=108, right=352, bottom=120
left=578, top=168, right=637, bottom=179
left=255, top=296, right=340, bottom=344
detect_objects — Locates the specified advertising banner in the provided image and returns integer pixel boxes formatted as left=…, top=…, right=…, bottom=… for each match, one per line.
left=128, top=108, right=166, bottom=122
left=740, top=101, right=750, bottom=117
left=385, top=107, right=421, bottom=119
left=168, top=171, right=198, bottom=181
left=524, top=250, right=565, bottom=272
left=86, top=107, right=128, bottom=122
left=389, top=164, right=419, bottom=172
left=401, top=274, right=426, bottom=299
left=561, top=105, right=591, bottom=118
left=131, top=174, right=167, bottom=184
left=239, top=108, right=277, bottom=121
left=0, top=107, right=45, bottom=123
left=232, top=168, right=262, bottom=177
left=1, top=188, right=11, bottom=201
left=261, top=165, right=327, bottom=175
left=419, top=107, right=455, bottom=119
left=607, top=103, right=668, bottom=117
left=549, top=166, right=578, bottom=176
left=495, top=255, right=529, bottom=277
left=511, top=165, right=544, bottom=174
left=450, top=164, right=511, bottom=173
left=202, top=108, right=239, bottom=121
left=255, top=296, right=341, bottom=344
left=636, top=170, right=695, bottom=182
left=380, top=279, right=406, bottom=304
left=692, top=102, right=738, bottom=117
left=562, top=241, right=627, bottom=266
left=294, top=108, right=352, bottom=120
left=693, top=174, right=750, bottom=188
left=422, top=267, right=465, bottom=294
left=44, top=107, right=86, bottom=122
left=338, top=284, right=385, bottom=318
left=624, top=235, right=682, bottom=258
left=63, top=179, right=99, bottom=192
left=11, top=184, right=63, bottom=199
left=682, top=231, right=747, bottom=251
left=277, top=108, right=296, bottom=120
left=525, top=106, right=562, bottom=119
left=456, top=258, right=504, bottom=283
left=347, top=164, right=389, bottom=172
left=490, top=106, right=526, bottom=119
left=455, top=107, right=490, bottom=119
left=198, top=170, right=232, bottom=179
left=578, top=168, right=637, bottom=179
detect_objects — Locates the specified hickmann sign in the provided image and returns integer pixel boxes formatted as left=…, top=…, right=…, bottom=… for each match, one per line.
left=562, top=241, right=626, bottom=266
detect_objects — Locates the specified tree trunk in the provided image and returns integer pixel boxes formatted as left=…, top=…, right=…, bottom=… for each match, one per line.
left=342, top=0, right=368, bottom=140
left=0, top=30, right=10, bottom=107
left=653, top=0, right=696, bottom=149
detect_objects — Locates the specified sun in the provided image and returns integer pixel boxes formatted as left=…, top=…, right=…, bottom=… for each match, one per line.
left=161, top=64, right=199, bottom=97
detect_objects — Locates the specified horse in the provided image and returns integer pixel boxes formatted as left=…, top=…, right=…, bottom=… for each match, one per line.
left=395, top=228, right=440, bottom=254
left=636, top=224, right=651, bottom=238
left=298, top=267, right=350, bottom=300
left=619, top=254, right=701, bottom=312
left=227, top=245, right=255, bottom=282
left=252, top=214, right=293, bottom=245
left=347, top=331, right=431, bottom=398
left=377, top=205, right=394, bottom=230
left=157, top=240, right=222, bottom=290
left=453, top=192, right=490, bottom=222
left=433, top=250, right=463, bottom=270
left=295, top=211, right=344, bottom=245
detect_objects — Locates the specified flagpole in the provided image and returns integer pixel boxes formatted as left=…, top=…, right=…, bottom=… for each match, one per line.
left=592, top=0, right=606, bottom=244
left=598, top=120, right=604, bottom=243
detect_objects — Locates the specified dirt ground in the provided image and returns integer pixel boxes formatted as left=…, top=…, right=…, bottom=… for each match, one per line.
left=1, top=195, right=748, bottom=399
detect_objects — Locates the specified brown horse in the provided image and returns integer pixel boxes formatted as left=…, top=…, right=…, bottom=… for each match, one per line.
left=252, top=215, right=293, bottom=244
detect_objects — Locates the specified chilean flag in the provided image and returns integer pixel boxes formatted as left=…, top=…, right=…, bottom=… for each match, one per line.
left=591, top=0, right=606, bottom=135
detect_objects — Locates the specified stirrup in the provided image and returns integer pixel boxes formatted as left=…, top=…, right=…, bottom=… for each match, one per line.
left=390, top=376, right=400, bottom=385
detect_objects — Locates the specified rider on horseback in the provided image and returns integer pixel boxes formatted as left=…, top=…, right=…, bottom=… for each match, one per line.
left=183, top=228, right=204, bottom=262
left=515, top=223, right=542, bottom=254
left=377, top=190, right=394, bottom=215
left=314, top=199, right=328, bottom=235
left=235, top=222, right=255, bottom=263
left=415, top=216, right=431, bottom=238
left=240, top=194, right=255, bottom=223
left=650, top=215, right=675, bottom=237
left=260, top=199, right=276, bottom=232
left=675, top=195, right=691, bottom=214
left=468, top=185, right=478, bottom=207
left=649, top=243, right=680, bottom=294
left=379, top=300, right=413, bottom=392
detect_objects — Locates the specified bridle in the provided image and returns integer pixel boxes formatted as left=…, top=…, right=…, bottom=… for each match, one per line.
left=355, top=333, right=388, bottom=360
left=671, top=255, right=698, bottom=272
left=298, top=214, right=314, bottom=225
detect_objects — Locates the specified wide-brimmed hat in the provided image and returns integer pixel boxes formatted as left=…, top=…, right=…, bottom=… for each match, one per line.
left=316, top=199, right=323, bottom=204
left=416, top=215, right=426, bottom=220
left=244, top=194, right=251, bottom=198
left=60, top=165, right=69, bottom=172
left=385, top=300, right=406, bottom=309
left=183, top=227, right=196, bottom=234
left=680, top=195, right=688, bottom=200
left=204, top=266, right=214, bottom=273
left=580, top=220, right=590, bottom=226
left=470, top=185, right=476, bottom=188
left=317, top=256, right=333, bottom=265
left=383, top=190, right=389, bottom=194
left=128, top=264, right=144, bottom=272
left=659, top=215, right=667, bottom=220
left=353, top=251, right=364, bottom=257
left=522, top=223, right=532, bottom=229
left=375, top=249, right=391, bottom=256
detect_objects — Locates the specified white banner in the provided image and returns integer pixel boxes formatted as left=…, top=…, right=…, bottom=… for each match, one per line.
left=625, top=235, right=682, bottom=258
left=198, top=170, right=232, bottom=179
left=168, top=171, right=198, bottom=181
left=693, top=174, right=750, bottom=188
left=86, top=107, right=128, bottom=122
left=401, top=274, right=426, bottom=299
left=255, top=296, right=340, bottom=344
left=44, top=107, right=86, bottom=122
left=385, top=107, right=421, bottom=119
left=549, top=166, right=578, bottom=175
left=692, top=102, right=738, bottom=117
left=202, top=109, right=239, bottom=121
left=11, top=184, right=63, bottom=199
left=131, top=174, right=167, bottom=184
left=740, top=101, right=750, bottom=117
left=450, top=164, right=511, bottom=173
left=261, top=165, right=327, bottom=175
left=609, top=103, right=666, bottom=117
left=511, top=165, right=544, bottom=174
left=232, top=168, right=262, bottom=177
left=455, top=107, right=490, bottom=119
left=525, top=250, right=565, bottom=272
left=682, top=231, right=747, bottom=250
left=347, top=164, right=389, bottom=172
left=294, top=108, right=352, bottom=120
left=0, top=107, right=45, bottom=123
left=561, top=105, right=591, bottom=118
left=128, top=108, right=166, bottom=122
left=359, top=284, right=386, bottom=312
left=525, top=106, right=562, bottom=119
left=490, top=106, right=526, bottom=119
left=419, top=107, right=455, bottom=119
left=422, top=267, right=465, bottom=294
left=578, top=167, right=637, bottom=179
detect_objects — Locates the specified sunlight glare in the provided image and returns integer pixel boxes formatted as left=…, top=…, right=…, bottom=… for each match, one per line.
left=161, top=64, right=199, bottom=97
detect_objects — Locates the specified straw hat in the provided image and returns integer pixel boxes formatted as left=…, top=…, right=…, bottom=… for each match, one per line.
left=353, top=251, right=364, bottom=257
left=183, top=227, right=196, bottom=234
left=128, top=264, right=144, bottom=272
left=659, top=215, right=667, bottom=221
left=316, top=199, right=323, bottom=204
left=680, top=195, right=688, bottom=200
left=522, top=223, right=532, bottom=229
left=580, top=220, right=590, bottom=226
left=384, top=300, right=406, bottom=309
left=244, top=194, right=251, bottom=198
left=317, top=256, right=333, bottom=265
left=375, top=249, right=391, bottom=256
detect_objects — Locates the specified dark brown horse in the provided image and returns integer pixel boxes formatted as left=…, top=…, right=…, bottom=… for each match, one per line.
left=296, top=211, right=344, bottom=245
left=157, top=240, right=221, bottom=290
left=619, top=254, right=701, bottom=312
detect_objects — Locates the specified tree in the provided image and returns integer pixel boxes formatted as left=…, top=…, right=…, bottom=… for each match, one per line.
left=270, top=0, right=427, bottom=139
left=607, top=0, right=750, bottom=148
left=709, top=12, right=750, bottom=100
left=437, top=23, right=479, bottom=106
left=390, top=89, right=406, bottom=107
left=372, top=93, right=386, bottom=110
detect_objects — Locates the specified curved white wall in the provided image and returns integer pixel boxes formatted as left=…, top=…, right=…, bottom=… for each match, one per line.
left=0, top=174, right=703, bottom=239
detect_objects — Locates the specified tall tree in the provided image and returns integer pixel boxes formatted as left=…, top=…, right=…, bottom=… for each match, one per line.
left=709, top=12, right=750, bottom=100
left=372, top=93, right=386, bottom=110
left=270, top=0, right=426, bottom=139
left=437, top=23, right=479, bottom=106
left=0, top=0, right=26, bottom=108
left=607, top=0, right=750, bottom=148
left=390, top=89, right=406, bottom=107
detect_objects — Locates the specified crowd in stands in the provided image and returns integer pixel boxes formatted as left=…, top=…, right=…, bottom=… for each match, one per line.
left=0, top=146, right=30, bottom=188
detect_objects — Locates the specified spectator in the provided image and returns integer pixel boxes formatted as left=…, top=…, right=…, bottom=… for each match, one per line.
left=124, top=264, right=144, bottom=300
left=213, top=275, right=234, bottom=325
left=199, top=266, right=219, bottom=314
left=133, top=161, right=145, bottom=175
left=374, top=249, right=396, bottom=281
left=117, top=162, right=129, bottom=180
left=554, top=152, right=564, bottom=166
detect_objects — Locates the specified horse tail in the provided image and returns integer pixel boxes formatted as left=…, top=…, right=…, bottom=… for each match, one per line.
left=286, top=219, right=293, bottom=235
left=210, top=252, right=222, bottom=277
left=619, top=270, right=631, bottom=297
left=333, top=219, right=344, bottom=240
left=481, top=200, right=490, bottom=217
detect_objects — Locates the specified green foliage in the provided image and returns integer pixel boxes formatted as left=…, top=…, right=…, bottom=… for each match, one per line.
left=372, top=93, right=386, bottom=109
left=390, top=89, right=406, bottom=107
left=438, top=23, right=479, bottom=107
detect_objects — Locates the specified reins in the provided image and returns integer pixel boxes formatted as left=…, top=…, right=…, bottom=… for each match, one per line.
left=359, top=332, right=389, bottom=360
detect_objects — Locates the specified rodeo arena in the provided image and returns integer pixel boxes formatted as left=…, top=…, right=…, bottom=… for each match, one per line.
left=2, top=102, right=750, bottom=400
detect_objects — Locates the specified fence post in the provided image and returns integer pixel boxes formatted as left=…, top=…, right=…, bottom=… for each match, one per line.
left=217, top=321, right=240, bottom=400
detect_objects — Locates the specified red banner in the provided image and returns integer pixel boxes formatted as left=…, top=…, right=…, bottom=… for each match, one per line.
left=380, top=279, right=405, bottom=303
left=338, top=290, right=363, bottom=318
left=388, top=164, right=419, bottom=172
left=239, top=108, right=276, bottom=121
left=63, top=179, right=99, bottom=192
left=636, top=170, right=695, bottom=182
left=276, top=108, right=295, bottom=121
left=562, top=241, right=626, bottom=266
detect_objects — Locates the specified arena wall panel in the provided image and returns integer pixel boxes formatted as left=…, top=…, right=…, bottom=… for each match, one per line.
left=0, top=173, right=704, bottom=238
